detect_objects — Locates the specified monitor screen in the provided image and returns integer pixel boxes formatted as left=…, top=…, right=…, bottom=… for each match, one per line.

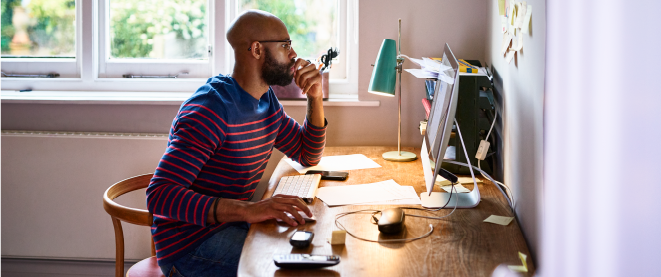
left=423, top=43, right=460, bottom=194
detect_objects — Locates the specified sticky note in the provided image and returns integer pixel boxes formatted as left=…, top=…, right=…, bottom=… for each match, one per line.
left=441, top=183, right=470, bottom=193
left=501, top=16, right=507, bottom=33
left=515, top=2, right=527, bottom=28
left=434, top=178, right=452, bottom=187
left=457, top=177, right=483, bottom=184
left=522, top=5, right=533, bottom=34
left=510, top=2, right=518, bottom=26
left=515, top=34, right=523, bottom=51
left=328, top=230, right=346, bottom=245
left=484, top=215, right=514, bottom=225
left=506, top=50, right=515, bottom=63
left=501, top=33, right=512, bottom=55
left=498, top=0, right=506, bottom=15
left=508, top=252, right=528, bottom=272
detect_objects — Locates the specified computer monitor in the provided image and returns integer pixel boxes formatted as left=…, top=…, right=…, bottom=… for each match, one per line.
left=420, top=43, right=480, bottom=208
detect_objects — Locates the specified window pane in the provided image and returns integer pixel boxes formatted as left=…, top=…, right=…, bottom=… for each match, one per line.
left=1, top=0, right=76, bottom=58
left=109, top=0, right=208, bottom=60
left=238, top=0, right=337, bottom=61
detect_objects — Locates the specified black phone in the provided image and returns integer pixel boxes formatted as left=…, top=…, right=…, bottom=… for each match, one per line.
left=305, top=170, right=349, bottom=181
left=290, top=231, right=314, bottom=248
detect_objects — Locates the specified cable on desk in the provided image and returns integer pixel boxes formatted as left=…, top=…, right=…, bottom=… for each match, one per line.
left=334, top=186, right=460, bottom=243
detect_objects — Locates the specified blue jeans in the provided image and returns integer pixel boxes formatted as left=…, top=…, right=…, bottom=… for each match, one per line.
left=159, top=222, right=250, bottom=277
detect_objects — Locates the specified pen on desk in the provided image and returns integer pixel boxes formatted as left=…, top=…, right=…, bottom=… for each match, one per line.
left=19, top=89, right=32, bottom=92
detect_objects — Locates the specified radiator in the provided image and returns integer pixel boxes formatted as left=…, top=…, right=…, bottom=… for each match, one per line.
left=1, top=130, right=168, bottom=261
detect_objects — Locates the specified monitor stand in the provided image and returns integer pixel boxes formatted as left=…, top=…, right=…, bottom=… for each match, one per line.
left=420, top=119, right=481, bottom=208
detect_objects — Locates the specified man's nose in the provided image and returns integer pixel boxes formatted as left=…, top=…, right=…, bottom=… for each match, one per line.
left=289, top=47, right=297, bottom=60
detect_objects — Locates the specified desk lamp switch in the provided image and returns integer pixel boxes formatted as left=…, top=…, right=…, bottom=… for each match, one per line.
left=273, top=254, right=340, bottom=269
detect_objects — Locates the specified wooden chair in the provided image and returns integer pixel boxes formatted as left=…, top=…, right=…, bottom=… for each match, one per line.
left=103, top=173, right=165, bottom=277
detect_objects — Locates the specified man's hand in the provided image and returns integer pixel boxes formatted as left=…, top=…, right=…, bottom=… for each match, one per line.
left=293, top=58, right=323, bottom=100
left=243, top=195, right=312, bottom=226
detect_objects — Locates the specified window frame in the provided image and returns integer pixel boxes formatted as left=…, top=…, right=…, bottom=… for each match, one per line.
left=0, top=0, right=83, bottom=78
left=0, top=0, right=358, bottom=96
left=96, top=0, right=214, bottom=79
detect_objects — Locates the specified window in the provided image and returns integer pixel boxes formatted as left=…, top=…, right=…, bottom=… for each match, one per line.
left=99, top=0, right=212, bottom=78
left=1, top=0, right=358, bottom=96
left=1, top=0, right=80, bottom=77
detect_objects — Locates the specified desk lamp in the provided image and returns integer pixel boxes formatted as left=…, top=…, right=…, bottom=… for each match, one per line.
left=368, top=19, right=417, bottom=162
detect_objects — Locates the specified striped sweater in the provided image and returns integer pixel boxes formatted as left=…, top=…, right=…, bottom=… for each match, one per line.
left=146, top=75, right=326, bottom=265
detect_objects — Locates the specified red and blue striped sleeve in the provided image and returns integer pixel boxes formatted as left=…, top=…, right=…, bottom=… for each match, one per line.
left=274, top=107, right=327, bottom=167
left=146, top=97, right=226, bottom=227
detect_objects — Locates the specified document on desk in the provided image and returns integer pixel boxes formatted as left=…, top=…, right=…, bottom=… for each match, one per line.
left=284, top=154, right=381, bottom=174
left=356, top=185, right=422, bottom=205
left=316, top=179, right=421, bottom=206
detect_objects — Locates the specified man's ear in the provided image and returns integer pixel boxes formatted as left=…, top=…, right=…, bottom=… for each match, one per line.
left=250, top=42, right=262, bottom=60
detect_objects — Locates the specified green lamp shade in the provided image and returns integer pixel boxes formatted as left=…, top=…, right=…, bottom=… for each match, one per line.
left=368, top=39, right=397, bottom=96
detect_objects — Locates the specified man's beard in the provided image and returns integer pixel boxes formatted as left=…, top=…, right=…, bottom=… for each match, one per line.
left=261, top=48, right=295, bottom=87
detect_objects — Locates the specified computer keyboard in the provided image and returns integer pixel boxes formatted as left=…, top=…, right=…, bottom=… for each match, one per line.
left=273, top=174, right=322, bottom=203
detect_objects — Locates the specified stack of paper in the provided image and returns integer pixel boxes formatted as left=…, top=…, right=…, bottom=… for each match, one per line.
left=316, top=179, right=421, bottom=207
left=401, top=55, right=454, bottom=84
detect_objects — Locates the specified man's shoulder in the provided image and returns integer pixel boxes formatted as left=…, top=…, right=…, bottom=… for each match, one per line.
left=182, top=75, right=237, bottom=108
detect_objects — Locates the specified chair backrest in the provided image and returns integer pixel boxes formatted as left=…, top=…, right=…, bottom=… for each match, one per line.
left=103, top=173, right=155, bottom=277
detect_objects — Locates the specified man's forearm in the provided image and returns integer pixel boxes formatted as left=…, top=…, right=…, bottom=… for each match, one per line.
left=307, top=96, right=325, bottom=127
left=206, top=198, right=248, bottom=224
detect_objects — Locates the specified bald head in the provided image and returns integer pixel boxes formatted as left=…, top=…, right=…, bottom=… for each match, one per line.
left=226, top=10, right=288, bottom=51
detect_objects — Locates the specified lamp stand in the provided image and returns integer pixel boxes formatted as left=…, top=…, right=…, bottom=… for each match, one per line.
left=383, top=19, right=417, bottom=162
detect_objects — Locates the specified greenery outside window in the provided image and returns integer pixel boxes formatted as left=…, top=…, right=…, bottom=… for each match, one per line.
left=0, top=0, right=358, bottom=97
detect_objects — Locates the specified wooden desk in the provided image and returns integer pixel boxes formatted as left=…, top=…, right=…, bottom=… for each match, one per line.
left=238, top=147, right=534, bottom=277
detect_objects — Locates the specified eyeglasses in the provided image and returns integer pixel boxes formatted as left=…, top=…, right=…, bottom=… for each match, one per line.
left=248, top=40, right=292, bottom=51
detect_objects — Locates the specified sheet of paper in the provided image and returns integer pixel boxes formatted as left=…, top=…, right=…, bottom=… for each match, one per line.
left=357, top=186, right=422, bottom=205
left=421, top=57, right=453, bottom=73
left=440, top=183, right=470, bottom=193
left=515, top=34, right=523, bottom=51
left=316, top=180, right=409, bottom=206
left=510, top=36, right=518, bottom=51
left=284, top=154, right=381, bottom=174
left=501, top=33, right=512, bottom=55
left=515, top=2, right=527, bottom=28
left=522, top=5, right=533, bottom=34
left=484, top=215, right=515, bottom=225
left=404, top=68, right=438, bottom=79
left=506, top=50, right=516, bottom=63
left=498, top=0, right=506, bottom=15
left=399, top=54, right=424, bottom=67
left=508, top=252, right=528, bottom=272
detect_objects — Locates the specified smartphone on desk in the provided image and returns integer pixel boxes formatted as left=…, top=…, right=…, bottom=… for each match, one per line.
left=306, top=170, right=348, bottom=181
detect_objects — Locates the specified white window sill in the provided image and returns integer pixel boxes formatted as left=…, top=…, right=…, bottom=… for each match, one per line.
left=0, top=90, right=380, bottom=107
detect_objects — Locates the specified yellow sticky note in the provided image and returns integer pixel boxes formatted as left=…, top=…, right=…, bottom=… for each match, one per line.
left=484, top=215, right=514, bottom=225
left=510, top=3, right=518, bottom=25
left=457, top=177, right=483, bottom=184
left=498, top=0, right=506, bottom=15
left=441, top=183, right=470, bottom=193
left=508, top=252, right=528, bottom=272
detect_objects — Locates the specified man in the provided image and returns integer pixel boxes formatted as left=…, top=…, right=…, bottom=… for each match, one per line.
left=146, top=10, right=326, bottom=277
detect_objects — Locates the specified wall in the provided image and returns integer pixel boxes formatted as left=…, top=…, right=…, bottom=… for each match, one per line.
left=0, top=0, right=488, bottom=261
left=485, top=0, right=545, bottom=262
